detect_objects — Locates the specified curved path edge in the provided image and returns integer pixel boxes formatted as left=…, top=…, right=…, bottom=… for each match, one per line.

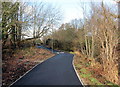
left=9, top=46, right=83, bottom=86
left=72, top=55, right=85, bottom=86
left=9, top=54, right=58, bottom=87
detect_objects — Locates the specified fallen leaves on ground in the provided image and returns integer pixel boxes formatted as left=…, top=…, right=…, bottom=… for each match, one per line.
left=2, top=47, right=55, bottom=86
left=74, top=55, right=119, bottom=86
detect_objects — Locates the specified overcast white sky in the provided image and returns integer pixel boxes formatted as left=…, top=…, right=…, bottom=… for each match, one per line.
left=18, top=0, right=118, bottom=38
left=23, top=0, right=118, bottom=23
left=42, top=0, right=83, bottom=23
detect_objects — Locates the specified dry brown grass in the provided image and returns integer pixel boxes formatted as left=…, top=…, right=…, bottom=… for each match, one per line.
left=74, top=52, right=119, bottom=86
left=2, top=47, right=55, bottom=86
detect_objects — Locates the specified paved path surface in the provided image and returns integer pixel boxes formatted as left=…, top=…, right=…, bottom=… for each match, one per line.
left=11, top=47, right=83, bottom=85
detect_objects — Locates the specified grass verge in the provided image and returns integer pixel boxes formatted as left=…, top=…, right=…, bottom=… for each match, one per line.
left=74, top=55, right=119, bottom=87
left=2, top=46, right=55, bottom=86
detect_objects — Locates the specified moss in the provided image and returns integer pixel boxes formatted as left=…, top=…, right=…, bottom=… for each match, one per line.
left=69, top=52, right=75, bottom=54
left=89, top=78, right=99, bottom=83
left=75, top=64, right=82, bottom=68
left=107, top=82, right=119, bottom=87
left=80, top=68, right=87, bottom=73
left=80, top=73, right=91, bottom=78
left=89, top=77, right=104, bottom=85
left=85, top=62, right=91, bottom=67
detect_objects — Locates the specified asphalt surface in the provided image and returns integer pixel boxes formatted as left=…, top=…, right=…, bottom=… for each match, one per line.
left=11, top=47, right=82, bottom=85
